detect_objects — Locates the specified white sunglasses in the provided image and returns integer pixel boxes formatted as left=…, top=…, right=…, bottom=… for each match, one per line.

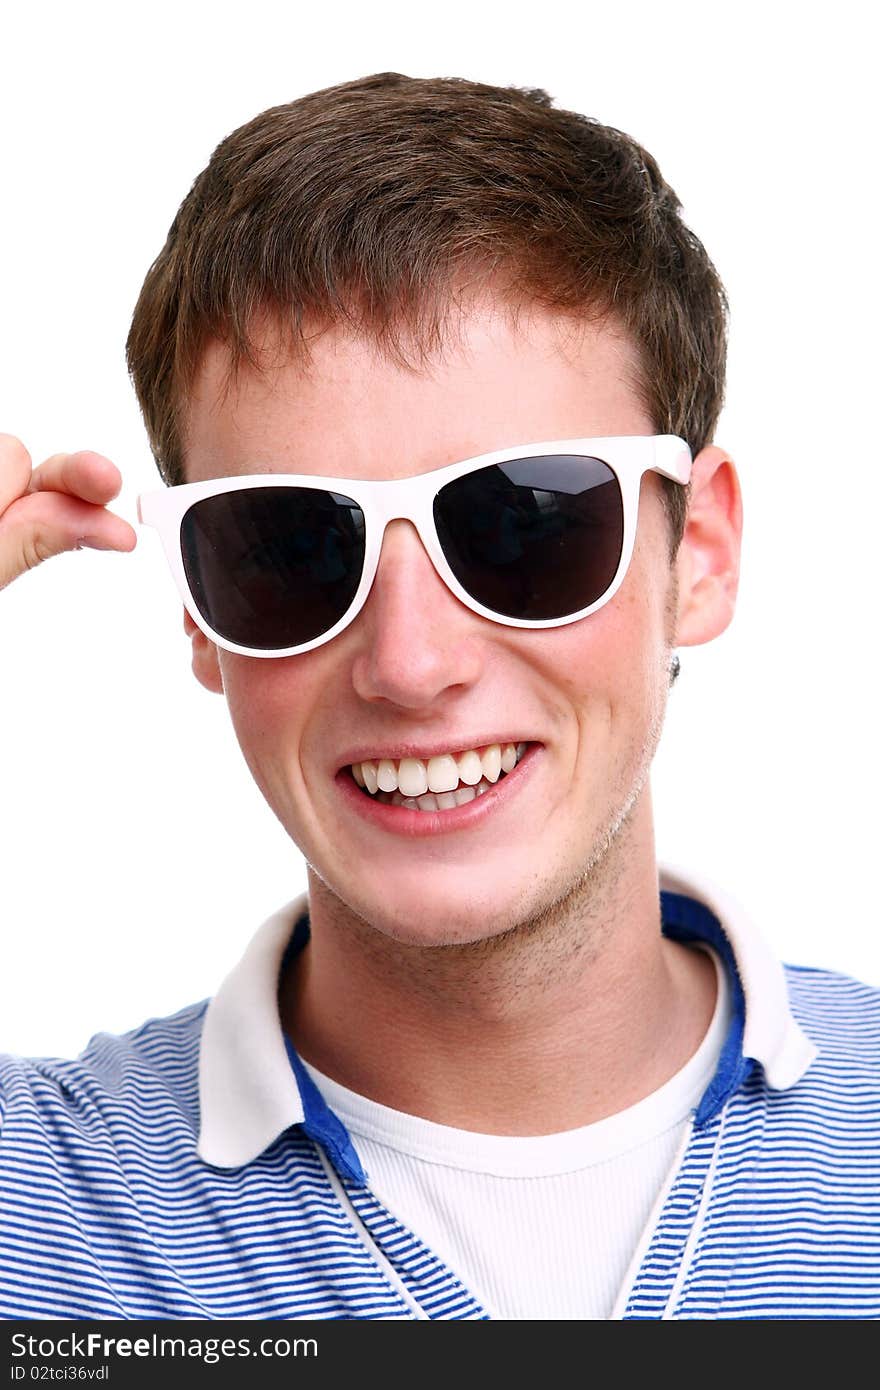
left=137, top=434, right=691, bottom=659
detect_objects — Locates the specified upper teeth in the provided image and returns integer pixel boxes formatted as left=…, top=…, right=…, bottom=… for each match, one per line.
left=351, top=742, right=527, bottom=796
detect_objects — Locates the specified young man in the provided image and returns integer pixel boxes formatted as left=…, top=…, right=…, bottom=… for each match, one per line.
left=1, top=73, right=877, bottom=1321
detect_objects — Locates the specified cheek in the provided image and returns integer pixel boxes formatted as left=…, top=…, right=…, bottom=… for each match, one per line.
left=217, top=651, right=323, bottom=782
left=539, top=579, right=668, bottom=714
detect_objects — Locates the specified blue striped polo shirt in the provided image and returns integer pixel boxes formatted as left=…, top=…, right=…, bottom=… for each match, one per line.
left=1, top=867, right=878, bottom=1319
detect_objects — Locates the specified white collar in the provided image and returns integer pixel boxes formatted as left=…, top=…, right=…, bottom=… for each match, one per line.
left=196, top=866, right=818, bottom=1169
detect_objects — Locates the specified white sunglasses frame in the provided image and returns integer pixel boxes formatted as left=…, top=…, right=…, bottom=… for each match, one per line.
left=137, top=433, right=692, bottom=659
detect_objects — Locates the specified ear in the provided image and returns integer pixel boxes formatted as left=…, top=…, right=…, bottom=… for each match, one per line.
left=183, top=607, right=224, bottom=694
left=674, top=445, right=743, bottom=647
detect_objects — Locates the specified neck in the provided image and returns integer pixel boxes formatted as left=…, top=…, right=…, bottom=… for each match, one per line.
left=280, top=791, right=716, bottom=1134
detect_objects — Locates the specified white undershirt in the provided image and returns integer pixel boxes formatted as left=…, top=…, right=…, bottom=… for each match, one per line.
left=301, top=948, right=730, bottom=1319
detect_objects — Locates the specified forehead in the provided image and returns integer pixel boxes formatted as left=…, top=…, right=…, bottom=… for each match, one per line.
left=183, top=297, right=653, bottom=485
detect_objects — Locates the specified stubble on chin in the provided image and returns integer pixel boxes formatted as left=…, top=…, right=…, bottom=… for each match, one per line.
left=305, top=737, right=661, bottom=1014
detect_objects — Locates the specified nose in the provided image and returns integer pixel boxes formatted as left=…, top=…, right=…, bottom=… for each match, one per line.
left=349, top=519, right=486, bottom=710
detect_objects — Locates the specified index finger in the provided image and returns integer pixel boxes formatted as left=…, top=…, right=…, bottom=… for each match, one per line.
left=28, top=451, right=125, bottom=507
left=0, top=434, right=33, bottom=512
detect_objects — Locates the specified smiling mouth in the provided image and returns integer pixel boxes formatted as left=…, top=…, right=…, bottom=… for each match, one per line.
left=347, top=742, right=530, bottom=813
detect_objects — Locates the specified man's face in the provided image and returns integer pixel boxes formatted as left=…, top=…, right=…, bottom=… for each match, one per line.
left=185, top=299, right=679, bottom=946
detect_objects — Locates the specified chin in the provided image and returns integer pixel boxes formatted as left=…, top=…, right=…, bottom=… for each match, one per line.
left=378, top=911, right=514, bottom=950
left=318, top=866, right=544, bottom=950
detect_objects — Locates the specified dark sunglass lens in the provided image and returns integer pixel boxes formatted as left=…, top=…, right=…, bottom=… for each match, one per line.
left=180, top=486, right=366, bottom=650
left=434, top=456, right=623, bottom=621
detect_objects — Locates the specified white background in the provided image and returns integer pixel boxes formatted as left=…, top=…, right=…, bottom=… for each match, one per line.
left=1, top=0, right=877, bottom=1056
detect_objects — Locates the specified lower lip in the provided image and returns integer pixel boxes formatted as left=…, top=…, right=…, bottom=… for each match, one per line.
left=333, top=745, right=541, bottom=838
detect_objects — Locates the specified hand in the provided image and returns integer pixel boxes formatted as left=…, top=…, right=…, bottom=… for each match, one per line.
left=0, top=433, right=137, bottom=592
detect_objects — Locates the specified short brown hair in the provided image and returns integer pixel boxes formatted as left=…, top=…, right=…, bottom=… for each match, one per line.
left=126, top=72, right=728, bottom=553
